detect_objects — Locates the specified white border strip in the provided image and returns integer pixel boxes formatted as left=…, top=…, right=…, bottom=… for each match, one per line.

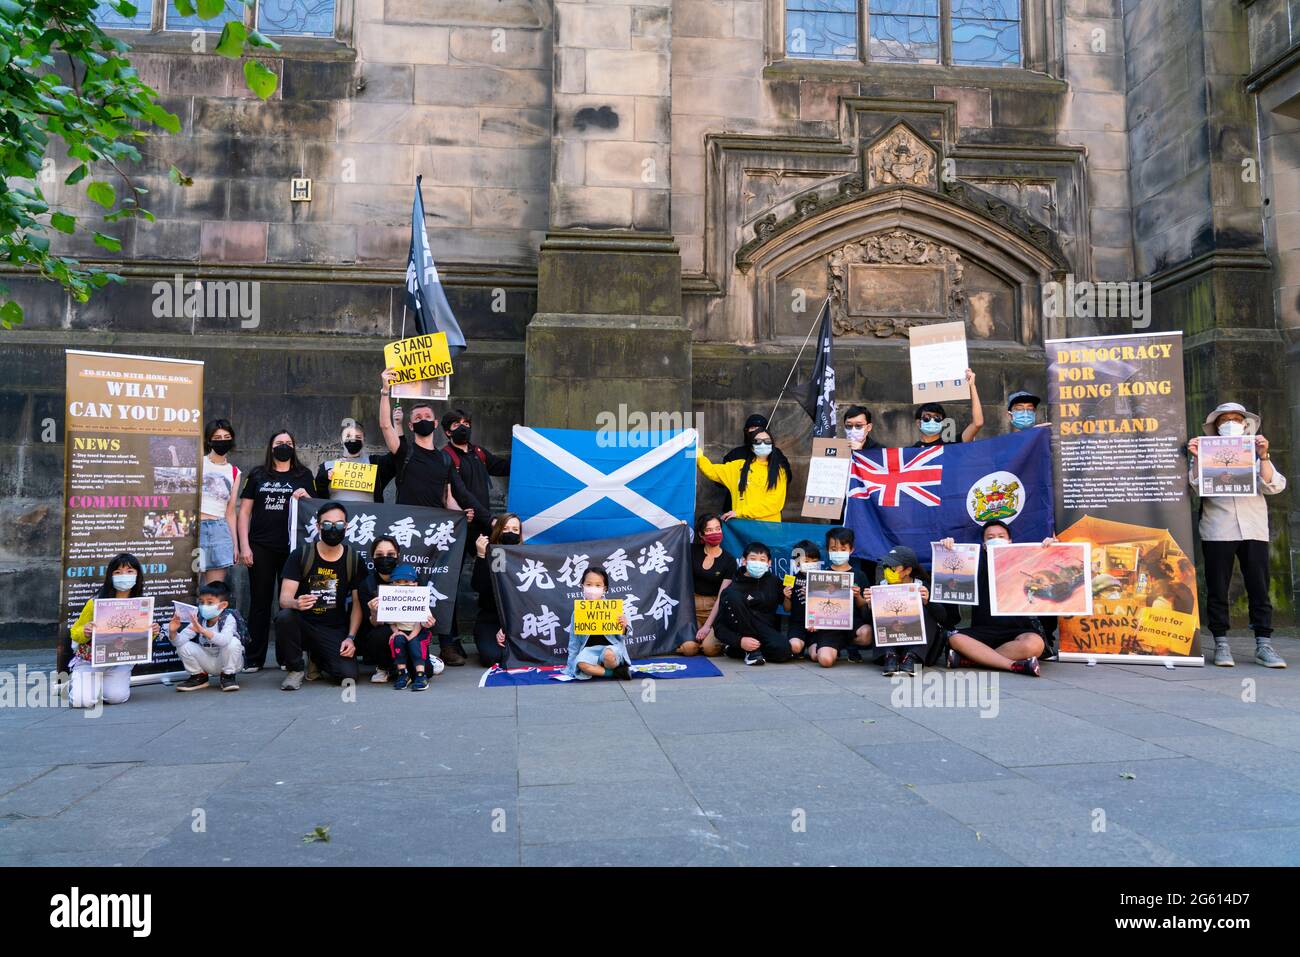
left=1057, top=652, right=1205, bottom=667
left=1044, top=331, right=1182, bottom=346
left=65, top=348, right=204, bottom=366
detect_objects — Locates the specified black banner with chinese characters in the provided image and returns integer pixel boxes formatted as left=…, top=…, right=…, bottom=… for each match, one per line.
left=289, top=498, right=466, bottom=635
left=493, top=524, right=694, bottom=667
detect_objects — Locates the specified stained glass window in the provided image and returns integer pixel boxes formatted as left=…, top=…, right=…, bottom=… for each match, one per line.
left=951, top=0, right=1021, bottom=67
left=868, top=0, right=940, bottom=64
left=93, top=0, right=152, bottom=29
left=785, top=0, right=860, bottom=61
left=258, top=0, right=337, bottom=38
left=165, top=0, right=245, bottom=32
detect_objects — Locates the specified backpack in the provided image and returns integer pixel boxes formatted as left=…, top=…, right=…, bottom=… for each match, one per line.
left=219, top=608, right=250, bottom=648
left=443, top=444, right=487, bottom=470
left=297, top=542, right=359, bottom=599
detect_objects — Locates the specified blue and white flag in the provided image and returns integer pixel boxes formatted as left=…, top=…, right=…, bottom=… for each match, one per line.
left=507, top=426, right=698, bottom=544
left=845, top=428, right=1055, bottom=567
left=406, top=175, right=466, bottom=354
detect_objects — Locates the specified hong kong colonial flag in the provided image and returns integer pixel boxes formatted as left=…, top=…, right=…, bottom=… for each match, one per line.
left=845, top=428, right=1055, bottom=567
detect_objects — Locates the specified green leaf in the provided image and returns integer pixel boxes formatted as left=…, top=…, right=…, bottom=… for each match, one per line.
left=0, top=0, right=23, bottom=19
left=215, top=21, right=247, bottom=59
left=86, top=181, right=116, bottom=208
left=50, top=212, right=76, bottom=233
left=197, top=0, right=225, bottom=18
left=173, top=0, right=196, bottom=15
left=168, top=165, right=194, bottom=187
left=243, top=59, right=277, bottom=100
left=114, top=2, right=139, bottom=18
left=247, top=29, right=281, bottom=52
left=93, top=232, right=123, bottom=252
left=0, top=301, right=24, bottom=330
left=65, top=164, right=89, bottom=186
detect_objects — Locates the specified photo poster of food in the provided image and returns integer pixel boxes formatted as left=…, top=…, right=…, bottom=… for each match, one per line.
left=90, top=596, right=155, bottom=666
left=60, top=351, right=203, bottom=678
left=804, top=570, right=854, bottom=630
left=869, top=583, right=926, bottom=647
left=929, top=541, right=980, bottom=605
left=987, top=542, right=1093, bottom=617
left=1058, top=516, right=1199, bottom=658
left=1198, top=435, right=1257, bottom=498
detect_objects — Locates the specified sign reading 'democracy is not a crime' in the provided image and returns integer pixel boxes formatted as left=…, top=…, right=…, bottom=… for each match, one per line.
left=376, top=585, right=434, bottom=624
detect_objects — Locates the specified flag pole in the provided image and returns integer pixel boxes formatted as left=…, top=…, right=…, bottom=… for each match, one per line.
left=400, top=304, right=407, bottom=340
left=768, top=298, right=829, bottom=427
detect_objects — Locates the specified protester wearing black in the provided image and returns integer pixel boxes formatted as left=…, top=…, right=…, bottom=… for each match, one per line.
left=471, top=514, right=522, bottom=667
left=237, top=430, right=317, bottom=671
left=683, top=513, right=738, bottom=657
left=440, top=409, right=510, bottom=540
left=355, top=535, right=402, bottom=682
left=314, top=422, right=391, bottom=504
left=866, top=545, right=960, bottom=675
left=722, top=413, right=770, bottom=464
left=377, top=373, right=475, bottom=512
left=911, top=370, right=984, bottom=447
left=275, top=502, right=365, bottom=690
left=712, top=543, right=802, bottom=664
left=844, top=405, right=882, bottom=451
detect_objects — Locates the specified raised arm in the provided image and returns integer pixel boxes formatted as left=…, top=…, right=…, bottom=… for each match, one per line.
left=379, top=370, right=401, bottom=454
left=961, top=368, right=984, bottom=443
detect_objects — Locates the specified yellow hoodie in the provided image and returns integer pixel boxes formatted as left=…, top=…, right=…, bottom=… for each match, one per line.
left=697, top=454, right=788, bottom=522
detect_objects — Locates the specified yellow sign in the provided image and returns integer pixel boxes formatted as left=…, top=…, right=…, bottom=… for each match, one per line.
left=384, top=333, right=453, bottom=385
left=330, top=461, right=377, bottom=493
left=782, top=574, right=796, bottom=588
left=573, top=599, right=623, bottom=636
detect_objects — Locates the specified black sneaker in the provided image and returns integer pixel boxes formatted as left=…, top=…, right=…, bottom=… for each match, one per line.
left=846, top=647, right=863, bottom=663
left=900, top=653, right=919, bottom=676
left=881, top=651, right=900, bottom=676
left=393, top=671, right=410, bottom=690
left=744, top=651, right=766, bottom=666
left=177, top=673, right=209, bottom=692
left=219, top=673, right=239, bottom=692
left=1009, top=656, right=1041, bottom=677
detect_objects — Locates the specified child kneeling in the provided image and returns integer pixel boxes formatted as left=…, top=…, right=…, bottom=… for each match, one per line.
left=170, top=580, right=244, bottom=692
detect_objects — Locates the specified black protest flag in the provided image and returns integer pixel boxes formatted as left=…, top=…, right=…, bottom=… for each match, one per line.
left=800, top=298, right=836, bottom=437
left=406, top=175, right=467, bottom=354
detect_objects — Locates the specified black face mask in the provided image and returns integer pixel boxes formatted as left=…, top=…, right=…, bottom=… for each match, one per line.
left=373, top=554, right=398, bottom=575
left=411, top=419, right=436, bottom=437
left=319, top=525, right=346, bottom=546
left=209, top=439, right=234, bottom=456
left=272, top=444, right=294, bottom=462
left=343, top=439, right=363, bottom=455
left=498, top=532, right=521, bottom=545
left=449, top=425, right=471, bottom=445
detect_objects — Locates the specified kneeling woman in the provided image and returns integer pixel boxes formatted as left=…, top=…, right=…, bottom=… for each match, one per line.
left=68, top=554, right=162, bottom=708
left=562, top=568, right=633, bottom=680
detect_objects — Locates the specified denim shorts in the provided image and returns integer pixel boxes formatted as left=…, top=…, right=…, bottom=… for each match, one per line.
left=574, top=644, right=617, bottom=679
left=199, top=519, right=235, bottom=571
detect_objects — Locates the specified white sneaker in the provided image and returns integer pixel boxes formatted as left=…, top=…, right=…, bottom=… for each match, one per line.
left=429, top=656, right=446, bottom=676
left=369, top=669, right=390, bottom=684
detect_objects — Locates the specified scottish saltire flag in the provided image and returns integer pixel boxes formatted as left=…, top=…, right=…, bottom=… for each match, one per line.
left=507, top=426, right=698, bottom=544
left=406, top=175, right=466, bottom=354
left=801, top=299, right=836, bottom=437
left=845, top=428, right=1055, bottom=567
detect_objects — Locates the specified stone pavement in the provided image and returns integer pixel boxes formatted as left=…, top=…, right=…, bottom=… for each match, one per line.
left=1, top=634, right=1298, bottom=867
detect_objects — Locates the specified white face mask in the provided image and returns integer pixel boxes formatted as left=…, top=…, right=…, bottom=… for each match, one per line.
left=582, top=585, right=605, bottom=601
left=801, top=561, right=821, bottom=573
left=828, top=550, right=852, bottom=565
left=752, top=443, right=772, bottom=458
left=1217, top=421, right=1245, bottom=437
left=846, top=427, right=866, bottom=443
left=984, top=536, right=1007, bottom=549
left=111, top=573, right=137, bottom=591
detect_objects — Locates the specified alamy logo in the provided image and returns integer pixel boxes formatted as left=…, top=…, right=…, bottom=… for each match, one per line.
left=152, top=274, right=260, bottom=329
left=50, top=887, right=152, bottom=937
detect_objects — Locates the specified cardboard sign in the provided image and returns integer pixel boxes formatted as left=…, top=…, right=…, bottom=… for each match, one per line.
left=1198, top=435, right=1257, bottom=497
left=330, top=461, right=378, bottom=493
left=929, top=541, right=981, bottom=605
left=805, top=570, right=854, bottom=630
left=574, top=599, right=624, bottom=636
left=392, top=376, right=450, bottom=401
left=384, top=333, right=454, bottom=395
left=909, top=321, right=969, bottom=404
left=376, top=584, right=432, bottom=624
left=91, top=596, right=155, bottom=666
left=869, top=583, right=926, bottom=647
left=801, top=437, right=853, bottom=519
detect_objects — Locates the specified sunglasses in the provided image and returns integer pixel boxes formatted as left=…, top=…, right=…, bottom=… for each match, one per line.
left=919, top=413, right=943, bottom=423
left=319, top=521, right=347, bottom=533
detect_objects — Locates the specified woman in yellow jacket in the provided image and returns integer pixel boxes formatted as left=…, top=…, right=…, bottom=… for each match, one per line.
left=697, top=428, right=792, bottom=522
left=68, top=553, right=161, bottom=708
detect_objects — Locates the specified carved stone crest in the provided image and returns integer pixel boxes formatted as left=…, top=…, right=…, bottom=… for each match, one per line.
left=827, top=228, right=967, bottom=337
left=866, top=124, right=938, bottom=190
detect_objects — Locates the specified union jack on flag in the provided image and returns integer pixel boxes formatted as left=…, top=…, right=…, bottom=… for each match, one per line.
left=848, top=446, right=944, bottom=507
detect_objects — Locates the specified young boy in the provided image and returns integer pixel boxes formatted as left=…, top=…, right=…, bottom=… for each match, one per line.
left=783, top=540, right=822, bottom=659
left=169, top=580, right=244, bottom=692
left=800, top=528, right=874, bottom=668
left=386, top=563, right=439, bottom=691
left=867, top=545, right=959, bottom=677
left=713, top=542, right=803, bottom=665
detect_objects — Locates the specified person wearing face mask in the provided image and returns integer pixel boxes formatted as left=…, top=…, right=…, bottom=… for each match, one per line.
left=1005, top=391, right=1046, bottom=434
left=356, top=536, right=416, bottom=683
left=67, top=553, right=162, bottom=708
left=697, top=430, right=793, bottom=522
left=843, top=406, right=881, bottom=451
left=169, top=580, right=243, bottom=692
left=798, top=528, right=873, bottom=668
left=942, top=522, right=1051, bottom=676
left=712, top=542, right=802, bottom=665
left=199, top=419, right=240, bottom=585
left=782, top=539, right=823, bottom=657
left=237, top=429, right=317, bottom=672
left=559, top=567, right=634, bottom=680
left=475, top=514, right=523, bottom=667
left=1187, top=402, right=1288, bottom=668
left=913, top=369, right=984, bottom=446
left=316, top=422, right=389, bottom=504
left=438, top=409, right=511, bottom=540
left=275, top=502, right=366, bottom=691
left=681, top=513, right=738, bottom=657
left=377, top=373, right=476, bottom=516
left=722, top=414, right=770, bottom=464
left=863, top=545, right=960, bottom=676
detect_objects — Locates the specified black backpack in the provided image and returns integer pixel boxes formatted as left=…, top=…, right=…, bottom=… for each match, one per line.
left=296, top=542, right=359, bottom=606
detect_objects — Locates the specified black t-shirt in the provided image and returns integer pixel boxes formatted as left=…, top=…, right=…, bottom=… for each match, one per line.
left=727, top=572, right=784, bottom=627
left=910, top=437, right=962, bottom=448
left=691, top=544, right=738, bottom=597
left=357, top=570, right=394, bottom=628
left=281, top=546, right=363, bottom=631
left=241, top=466, right=317, bottom=550
left=392, top=436, right=471, bottom=509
